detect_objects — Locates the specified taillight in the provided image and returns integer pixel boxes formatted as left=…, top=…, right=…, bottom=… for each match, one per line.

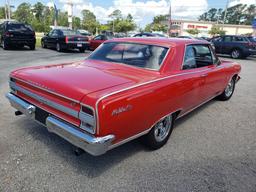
left=4, top=32, right=12, bottom=37
left=65, top=36, right=68, bottom=43
left=79, top=106, right=96, bottom=134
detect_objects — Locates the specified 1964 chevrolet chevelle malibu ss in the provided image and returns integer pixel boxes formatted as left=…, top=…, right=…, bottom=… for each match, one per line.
left=6, top=38, right=241, bottom=156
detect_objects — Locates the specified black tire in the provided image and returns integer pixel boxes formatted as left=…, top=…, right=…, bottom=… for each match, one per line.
left=231, top=49, right=242, bottom=59
left=29, top=44, right=35, bottom=50
left=79, top=48, right=85, bottom=53
left=2, top=40, right=9, bottom=50
left=41, top=40, right=46, bottom=48
left=56, top=43, right=62, bottom=52
left=143, top=114, right=174, bottom=150
left=217, top=77, right=236, bottom=101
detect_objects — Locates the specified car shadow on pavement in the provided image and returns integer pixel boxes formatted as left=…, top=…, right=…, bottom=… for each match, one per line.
left=16, top=98, right=217, bottom=178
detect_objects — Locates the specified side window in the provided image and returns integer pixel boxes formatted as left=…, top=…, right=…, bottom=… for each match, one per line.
left=212, top=37, right=222, bottom=42
left=233, top=36, right=246, bottom=42
left=48, top=30, right=54, bottom=37
left=94, top=35, right=102, bottom=40
left=183, top=44, right=213, bottom=70
left=52, top=30, right=58, bottom=37
left=223, top=36, right=232, bottom=42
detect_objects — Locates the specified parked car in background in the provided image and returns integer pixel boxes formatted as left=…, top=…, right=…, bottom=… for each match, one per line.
left=133, top=32, right=167, bottom=38
left=6, top=38, right=241, bottom=156
left=89, top=34, right=113, bottom=50
left=247, top=36, right=256, bottom=45
left=0, top=21, right=36, bottom=50
left=211, top=35, right=256, bottom=59
left=177, top=36, right=215, bottom=50
left=76, top=29, right=93, bottom=40
left=41, top=29, right=89, bottom=52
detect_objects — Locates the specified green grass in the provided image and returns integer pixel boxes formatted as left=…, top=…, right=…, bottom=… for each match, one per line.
left=36, top=37, right=42, bottom=48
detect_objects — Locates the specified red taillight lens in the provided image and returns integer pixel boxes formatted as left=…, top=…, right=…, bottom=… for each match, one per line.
left=65, top=36, right=68, bottom=43
left=81, top=106, right=94, bottom=116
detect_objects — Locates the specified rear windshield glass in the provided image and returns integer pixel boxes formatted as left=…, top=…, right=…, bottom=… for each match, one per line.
left=62, top=30, right=79, bottom=36
left=7, top=24, right=33, bottom=32
left=88, top=42, right=169, bottom=70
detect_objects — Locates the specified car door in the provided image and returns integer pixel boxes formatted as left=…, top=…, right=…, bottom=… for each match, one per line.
left=222, top=36, right=233, bottom=54
left=211, top=36, right=223, bottom=54
left=47, top=30, right=58, bottom=48
left=90, top=35, right=103, bottom=50
left=179, top=45, right=209, bottom=112
left=194, top=44, right=227, bottom=99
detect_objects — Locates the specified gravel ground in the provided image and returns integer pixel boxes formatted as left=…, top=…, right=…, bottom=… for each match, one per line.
left=0, top=47, right=256, bottom=192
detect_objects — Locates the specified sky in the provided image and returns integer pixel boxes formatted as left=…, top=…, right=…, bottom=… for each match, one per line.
left=1, top=0, right=255, bottom=26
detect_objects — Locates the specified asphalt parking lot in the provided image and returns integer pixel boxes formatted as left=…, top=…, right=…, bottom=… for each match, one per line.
left=0, top=47, right=256, bottom=192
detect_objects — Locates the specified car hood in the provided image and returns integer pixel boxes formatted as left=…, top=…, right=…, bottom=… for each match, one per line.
left=12, top=60, right=157, bottom=102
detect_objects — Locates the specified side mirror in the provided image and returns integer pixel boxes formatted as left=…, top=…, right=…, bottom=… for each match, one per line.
left=44, top=33, right=49, bottom=36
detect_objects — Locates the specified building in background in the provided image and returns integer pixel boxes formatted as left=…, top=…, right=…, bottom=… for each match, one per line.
left=167, top=19, right=254, bottom=37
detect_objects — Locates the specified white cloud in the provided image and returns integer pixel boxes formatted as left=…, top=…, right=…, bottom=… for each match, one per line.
left=58, top=0, right=208, bottom=26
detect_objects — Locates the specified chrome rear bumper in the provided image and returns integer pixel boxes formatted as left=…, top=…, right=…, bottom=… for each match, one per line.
left=6, top=93, right=115, bottom=156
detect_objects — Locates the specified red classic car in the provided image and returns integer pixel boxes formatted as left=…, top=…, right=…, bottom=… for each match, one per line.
left=89, top=34, right=112, bottom=50
left=6, top=38, right=241, bottom=156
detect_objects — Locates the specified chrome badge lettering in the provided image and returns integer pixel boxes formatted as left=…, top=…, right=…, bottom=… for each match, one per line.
left=112, top=105, right=133, bottom=116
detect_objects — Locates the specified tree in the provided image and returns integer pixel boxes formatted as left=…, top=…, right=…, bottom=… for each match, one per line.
left=186, top=28, right=199, bottom=35
left=14, top=3, right=33, bottom=24
left=81, top=9, right=99, bottom=34
left=57, top=11, right=68, bottom=27
left=198, top=4, right=255, bottom=25
left=73, top=16, right=81, bottom=29
left=32, top=2, right=44, bottom=21
left=109, top=9, right=122, bottom=20
left=144, top=14, right=168, bottom=33
left=208, top=26, right=226, bottom=36
left=0, top=6, right=5, bottom=19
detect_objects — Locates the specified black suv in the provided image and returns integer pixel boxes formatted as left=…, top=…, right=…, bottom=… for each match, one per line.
left=0, top=21, right=36, bottom=50
left=211, top=35, right=256, bottom=59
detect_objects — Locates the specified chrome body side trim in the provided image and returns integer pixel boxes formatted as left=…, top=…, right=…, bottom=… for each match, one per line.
left=11, top=77, right=80, bottom=103
left=10, top=81, right=79, bottom=119
left=6, top=93, right=114, bottom=156
left=109, top=128, right=151, bottom=150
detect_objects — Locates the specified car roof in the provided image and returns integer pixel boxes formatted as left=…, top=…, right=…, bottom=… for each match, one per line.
left=107, top=37, right=208, bottom=48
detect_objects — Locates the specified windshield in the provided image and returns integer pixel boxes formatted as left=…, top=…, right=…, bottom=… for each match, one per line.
left=62, top=30, right=79, bottom=36
left=7, top=23, right=33, bottom=32
left=88, top=42, right=169, bottom=70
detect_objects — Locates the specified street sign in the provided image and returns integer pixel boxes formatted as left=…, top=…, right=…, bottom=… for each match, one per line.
left=252, top=19, right=256, bottom=29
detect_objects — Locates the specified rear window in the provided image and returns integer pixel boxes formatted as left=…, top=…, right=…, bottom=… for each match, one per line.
left=62, top=30, right=79, bottom=36
left=7, top=24, right=33, bottom=32
left=88, top=42, right=169, bottom=70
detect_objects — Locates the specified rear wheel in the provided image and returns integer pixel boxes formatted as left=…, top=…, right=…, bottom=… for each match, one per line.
left=231, top=49, right=242, bottom=59
left=217, top=77, right=236, bottom=101
left=29, top=44, right=35, bottom=50
left=144, top=114, right=174, bottom=150
left=41, top=40, right=46, bottom=48
left=2, top=40, right=9, bottom=50
left=56, top=43, right=62, bottom=52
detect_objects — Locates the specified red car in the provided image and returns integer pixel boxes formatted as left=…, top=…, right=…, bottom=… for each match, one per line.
left=6, top=38, right=241, bottom=156
left=89, top=34, right=112, bottom=50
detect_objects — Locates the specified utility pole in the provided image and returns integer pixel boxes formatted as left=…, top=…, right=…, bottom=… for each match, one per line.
left=7, top=0, right=11, bottom=19
left=168, top=3, right=172, bottom=37
left=222, top=0, right=230, bottom=29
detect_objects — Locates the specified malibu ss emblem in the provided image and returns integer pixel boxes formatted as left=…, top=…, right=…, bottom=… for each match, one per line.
left=112, top=105, right=133, bottom=116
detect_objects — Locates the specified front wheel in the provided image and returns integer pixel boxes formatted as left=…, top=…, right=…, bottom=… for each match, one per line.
left=29, top=44, right=35, bottom=50
left=41, top=40, right=46, bottom=48
left=217, top=77, right=236, bottom=101
left=143, top=114, right=174, bottom=150
left=79, top=48, right=85, bottom=53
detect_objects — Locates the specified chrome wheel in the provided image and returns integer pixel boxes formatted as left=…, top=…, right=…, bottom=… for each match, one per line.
left=225, top=79, right=235, bottom=97
left=154, top=115, right=172, bottom=142
left=231, top=50, right=240, bottom=59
